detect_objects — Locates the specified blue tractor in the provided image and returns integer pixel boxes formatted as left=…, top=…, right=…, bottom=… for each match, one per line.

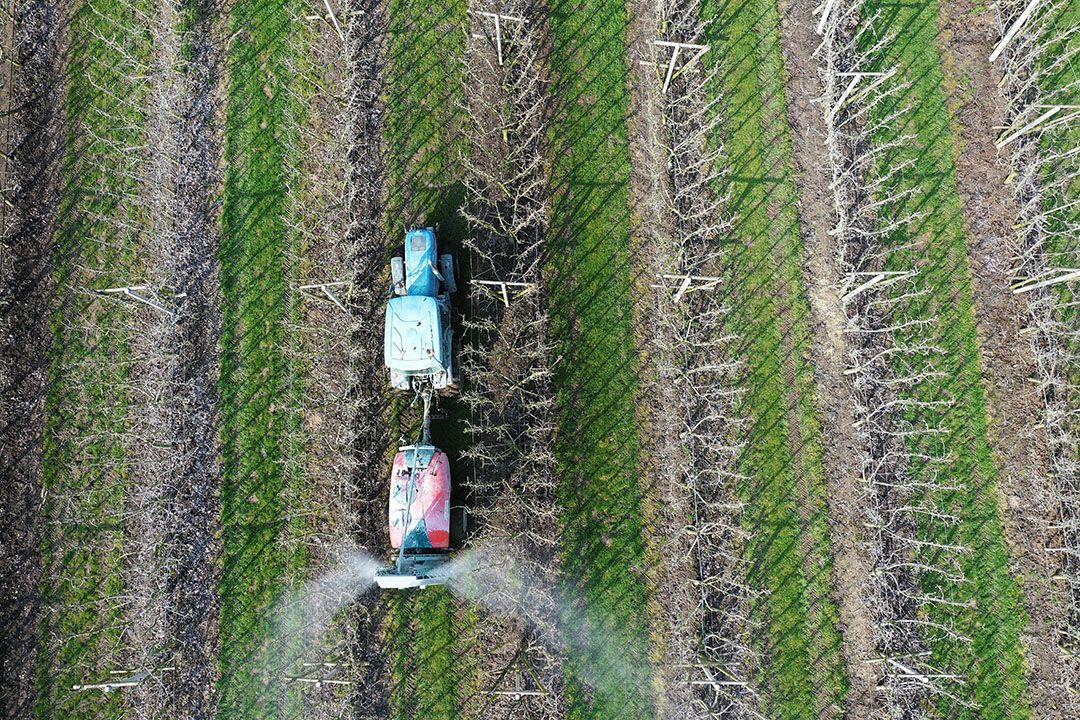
left=376, top=227, right=459, bottom=590
left=384, top=227, right=460, bottom=395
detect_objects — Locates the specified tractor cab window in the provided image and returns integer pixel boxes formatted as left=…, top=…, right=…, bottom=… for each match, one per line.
left=410, top=235, right=428, bottom=252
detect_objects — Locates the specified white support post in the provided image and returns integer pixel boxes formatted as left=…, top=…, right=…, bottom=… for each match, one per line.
left=470, top=11, right=526, bottom=66
left=477, top=689, right=549, bottom=698
left=881, top=657, right=964, bottom=685
left=299, top=280, right=351, bottom=314
left=640, top=41, right=710, bottom=94
left=651, top=273, right=723, bottom=302
left=813, top=0, right=839, bottom=35
left=470, top=279, right=536, bottom=307
left=1011, top=267, right=1080, bottom=294
left=322, top=0, right=345, bottom=41
left=72, top=667, right=175, bottom=692
left=841, top=269, right=916, bottom=303
left=286, top=662, right=352, bottom=688
left=996, top=104, right=1080, bottom=148
left=828, top=71, right=894, bottom=122
left=94, top=285, right=181, bottom=317
left=989, top=0, right=1043, bottom=62
left=476, top=660, right=551, bottom=702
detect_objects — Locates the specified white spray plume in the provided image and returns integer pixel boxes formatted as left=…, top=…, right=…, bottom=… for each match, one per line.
left=442, top=541, right=653, bottom=716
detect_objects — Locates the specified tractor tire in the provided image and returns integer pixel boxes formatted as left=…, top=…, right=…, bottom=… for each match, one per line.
left=444, top=338, right=463, bottom=396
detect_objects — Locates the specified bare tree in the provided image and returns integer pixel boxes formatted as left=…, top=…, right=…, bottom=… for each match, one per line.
left=458, top=3, right=566, bottom=717
left=638, top=2, right=762, bottom=718
left=817, top=2, right=975, bottom=717
left=996, top=0, right=1080, bottom=664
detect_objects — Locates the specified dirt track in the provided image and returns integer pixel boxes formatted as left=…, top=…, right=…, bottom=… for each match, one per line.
left=936, top=1, right=1078, bottom=716
left=0, top=3, right=64, bottom=716
left=774, top=0, right=880, bottom=716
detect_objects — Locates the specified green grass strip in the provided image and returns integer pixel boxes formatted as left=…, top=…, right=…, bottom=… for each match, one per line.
left=36, top=1, right=151, bottom=717
left=381, top=1, right=469, bottom=718
left=545, top=1, right=653, bottom=718
left=216, top=0, right=306, bottom=716
left=700, top=0, right=848, bottom=716
left=865, top=0, right=1033, bottom=715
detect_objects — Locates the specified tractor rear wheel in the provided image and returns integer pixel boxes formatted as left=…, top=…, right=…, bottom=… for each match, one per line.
left=445, top=338, right=463, bottom=396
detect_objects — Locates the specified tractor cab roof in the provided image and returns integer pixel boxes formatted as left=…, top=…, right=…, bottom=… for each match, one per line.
left=384, top=295, right=445, bottom=373
left=404, top=228, right=439, bottom=297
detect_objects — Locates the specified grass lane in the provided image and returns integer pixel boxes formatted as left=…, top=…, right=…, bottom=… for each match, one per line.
left=866, top=0, right=1034, bottom=714
left=36, top=0, right=151, bottom=716
left=382, top=0, right=469, bottom=717
left=216, top=0, right=309, bottom=715
left=546, top=0, right=653, bottom=717
left=701, top=0, right=848, bottom=716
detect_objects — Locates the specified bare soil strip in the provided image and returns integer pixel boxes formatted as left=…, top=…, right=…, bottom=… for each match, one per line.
left=340, top=1, right=393, bottom=716
left=0, top=2, right=65, bottom=716
left=935, top=2, right=1074, bottom=716
left=622, top=1, right=682, bottom=713
left=774, top=0, right=882, bottom=716
left=157, top=1, right=224, bottom=716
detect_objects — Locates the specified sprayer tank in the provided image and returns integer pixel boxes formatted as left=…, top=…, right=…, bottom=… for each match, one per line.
left=388, top=445, right=451, bottom=550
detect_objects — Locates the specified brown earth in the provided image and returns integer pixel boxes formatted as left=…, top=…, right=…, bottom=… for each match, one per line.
left=341, top=1, right=393, bottom=715
left=774, top=0, right=880, bottom=717
left=620, top=0, right=685, bottom=715
left=936, top=1, right=1080, bottom=716
left=0, top=4, right=66, bottom=718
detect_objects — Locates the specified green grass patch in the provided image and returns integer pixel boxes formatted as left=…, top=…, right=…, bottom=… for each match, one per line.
left=701, top=0, right=848, bottom=715
left=36, top=0, right=152, bottom=717
left=216, top=0, right=311, bottom=716
left=865, top=0, right=1035, bottom=715
left=545, top=1, right=654, bottom=717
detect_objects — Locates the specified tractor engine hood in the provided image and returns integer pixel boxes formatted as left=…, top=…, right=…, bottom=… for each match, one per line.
left=384, top=296, right=445, bottom=374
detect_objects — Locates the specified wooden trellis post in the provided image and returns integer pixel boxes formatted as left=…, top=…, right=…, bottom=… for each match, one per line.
left=841, top=269, right=916, bottom=303
left=1011, top=267, right=1080, bottom=294
left=651, top=273, right=723, bottom=303
left=996, top=104, right=1080, bottom=148
left=93, top=285, right=181, bottom=317
left=989, top=0, right=1043, bottom=62
left=641, top=40, right=710, bottom=94
left=299, top=280, right=351, bottom=314
left=471, top=279, right=535, bottom=307
left=469, top=10, right=525, bottom=66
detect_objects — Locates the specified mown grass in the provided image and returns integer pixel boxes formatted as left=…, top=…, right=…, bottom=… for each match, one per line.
left=216, top=0, right=309, bottom=716
left=381, top=0, right=470, bottom=717
left=545, top=1, right=653, bottom=718
left=36, top=0, right=151, bottom=717
left=699, top=0, right=848, bottom=716
left=865, top=0, right=1035, bottom=715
